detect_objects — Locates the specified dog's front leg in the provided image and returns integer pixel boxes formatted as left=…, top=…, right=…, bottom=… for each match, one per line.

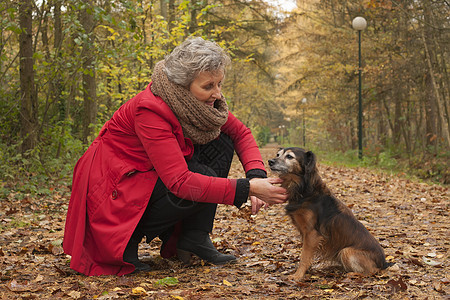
left=290, top=230, right=322, bottom=281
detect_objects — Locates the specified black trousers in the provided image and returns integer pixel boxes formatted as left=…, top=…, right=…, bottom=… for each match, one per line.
left=131, top=133, right=235, bottom=243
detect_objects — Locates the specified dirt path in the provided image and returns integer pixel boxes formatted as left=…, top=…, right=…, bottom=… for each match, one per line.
left=1, top=144, right=448, bottom=299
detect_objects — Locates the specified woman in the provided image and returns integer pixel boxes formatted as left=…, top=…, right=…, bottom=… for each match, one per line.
left=63, top=37, right=287, bottom=276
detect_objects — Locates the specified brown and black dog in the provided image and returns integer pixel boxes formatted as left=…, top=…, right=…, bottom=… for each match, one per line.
left=268, top=147, right=390, bottom=281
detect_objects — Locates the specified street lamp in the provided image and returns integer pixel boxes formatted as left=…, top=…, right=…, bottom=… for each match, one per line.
left=302, top=98, right=307, bottom=147
left=278, top=125, right=285, bottom=145
left=352, top=17, right=367, bottom=159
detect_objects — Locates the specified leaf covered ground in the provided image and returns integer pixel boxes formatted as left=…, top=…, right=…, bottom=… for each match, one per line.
left=1, top=144, right=449, bottom=299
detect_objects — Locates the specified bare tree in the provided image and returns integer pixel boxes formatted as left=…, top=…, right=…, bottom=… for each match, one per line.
left=19, top=0, right=38, bottom=153
left=80, top=0, right=97, bottom=143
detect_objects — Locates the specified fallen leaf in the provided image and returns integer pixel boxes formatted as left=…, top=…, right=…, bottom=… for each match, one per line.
left=17, top=247, right=30, bottom=256
left=6, top=279, right=42, bottom=292
left=131, top=287, right=147, bottom=295
left=223, top=279, right=232, bottom=286
left=407, top=257, right=424, bottom=267
left=245, top=260, right=271, bottom=267
left=67, top=290, right=81, bottom=299
left=422, top=256, right=442, bottom=267
left=386, top=263, right=400, bottom=272
left=53, top=263, right=67, bottom=276
left=387, top=277, right=408, bottom=292
left=154, top=277, right=179, bottom=287
left=49, top=243, right=64, bottom=255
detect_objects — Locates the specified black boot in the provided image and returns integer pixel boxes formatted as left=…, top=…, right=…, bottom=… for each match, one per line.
left=177, top=230, right=236, bottom=265
left=123, top=236, right=151, bottom=273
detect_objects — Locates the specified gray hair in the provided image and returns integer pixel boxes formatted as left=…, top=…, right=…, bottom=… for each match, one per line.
left=163, top=37, right=231, bottom=87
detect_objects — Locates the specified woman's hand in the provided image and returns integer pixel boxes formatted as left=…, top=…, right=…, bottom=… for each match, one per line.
left=249, top=196, right=269, bottom=215
left=249, top=178, right=288, bottom=205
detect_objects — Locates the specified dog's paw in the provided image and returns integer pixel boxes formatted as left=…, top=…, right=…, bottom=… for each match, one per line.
left=288, top=273, right=305, bottom=282
left=345, top=271, right=366, bottom=278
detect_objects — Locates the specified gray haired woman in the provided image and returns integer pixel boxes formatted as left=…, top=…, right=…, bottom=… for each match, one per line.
left=63, top=37, right=287, bottom=276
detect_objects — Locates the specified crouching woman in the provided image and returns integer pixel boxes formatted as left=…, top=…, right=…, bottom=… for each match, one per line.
left=63, top=37, right=287, bottom=276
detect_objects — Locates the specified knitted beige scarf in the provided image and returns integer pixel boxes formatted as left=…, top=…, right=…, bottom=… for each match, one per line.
left=150, top=61, right=229, bottom=145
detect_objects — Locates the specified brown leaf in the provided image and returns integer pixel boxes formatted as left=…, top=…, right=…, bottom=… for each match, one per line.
left=48, top=244, right=64, bottom=256
left=17, top=247, right=31, bottom=256
left=6, top=279, right=41, bottom=292
left=6, top=208, right=18, bottom=215
left=433, top=281, right=443, bottom=292
left=235, top=206, right=255, bottom=223
left=441, top=277, right=450, bottom=284
left=32, top=244, right=50, bottom=254
left=387, top=277, right=408, bottom=293
left=53, top=263, right=67, bottom=276
left=407, top=257, right=424, bottom=267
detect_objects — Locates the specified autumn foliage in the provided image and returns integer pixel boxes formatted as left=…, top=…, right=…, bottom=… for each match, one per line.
left=1, top=145, right=448, bottom=298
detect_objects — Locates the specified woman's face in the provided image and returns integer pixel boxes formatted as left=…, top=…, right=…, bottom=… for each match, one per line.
left=189, top=70, right=224, bottom=107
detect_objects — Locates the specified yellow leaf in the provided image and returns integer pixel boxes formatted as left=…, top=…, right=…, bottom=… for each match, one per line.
left=171, top=296, right=184, bottom=300
left=132, top=287, right=147, bottom=295
left=223, top=279, right=232, bottom=286
left=252, top=241, right=260, bottom=246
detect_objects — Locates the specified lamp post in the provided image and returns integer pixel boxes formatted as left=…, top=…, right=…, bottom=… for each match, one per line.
left=352, top=16, right=367, bottom=159
left=278, top=125, right=285, bottom=145
left=302, top=97, right=307, bottom=147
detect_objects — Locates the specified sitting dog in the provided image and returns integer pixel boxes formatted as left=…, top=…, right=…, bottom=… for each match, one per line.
left=268, top=147, right=389, bottom=281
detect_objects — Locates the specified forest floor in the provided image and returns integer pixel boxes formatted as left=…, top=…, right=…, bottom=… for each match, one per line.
left=0, top=144, right=449, bottom=299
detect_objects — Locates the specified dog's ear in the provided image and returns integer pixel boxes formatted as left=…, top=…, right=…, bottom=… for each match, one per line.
left=304, top=151, right=317, bottom=173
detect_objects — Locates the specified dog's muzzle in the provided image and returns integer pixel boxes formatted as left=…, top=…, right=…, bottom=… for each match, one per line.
left=268, top=159, right=276, bottom=167
left=268, top=159, right=285, bottom=173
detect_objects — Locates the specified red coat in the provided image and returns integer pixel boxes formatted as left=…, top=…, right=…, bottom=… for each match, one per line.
left=63, top=83, right=265, bottom=276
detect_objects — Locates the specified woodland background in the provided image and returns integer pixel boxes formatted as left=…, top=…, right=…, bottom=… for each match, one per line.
left=0, top=0, right=449, bottom=194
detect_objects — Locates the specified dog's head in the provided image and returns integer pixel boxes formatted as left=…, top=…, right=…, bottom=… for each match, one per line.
left=268, top=147, right=316, bottom=175
left=268, top=147, right=319, bottom=195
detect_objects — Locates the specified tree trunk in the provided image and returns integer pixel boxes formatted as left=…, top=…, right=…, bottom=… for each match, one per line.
left=377, top=100, right=386, bottom=146
left=54, top=0, right=66, bottom=157
left=54, top=0, right=64, bottom=120
left=19, top=0, right=38, bottom=153
left=160, top=0, right=168, bottom=20
left=421, top=30, right=450, bottom=148
left=393, top=90, right=402, bottom=145
left=80, top=0, right=97, bottom=143
left=168, top=0, right=175, bottom=31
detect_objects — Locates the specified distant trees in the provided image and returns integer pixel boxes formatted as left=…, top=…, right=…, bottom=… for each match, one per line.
left=275, top=0, right=448, bottom=180
left=1, top=0, right=283, bottom=184
left=2, top=0, right=447, bottom=184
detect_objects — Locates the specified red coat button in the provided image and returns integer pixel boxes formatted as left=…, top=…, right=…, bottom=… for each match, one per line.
left=111, top=190, right=118, bottom=199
